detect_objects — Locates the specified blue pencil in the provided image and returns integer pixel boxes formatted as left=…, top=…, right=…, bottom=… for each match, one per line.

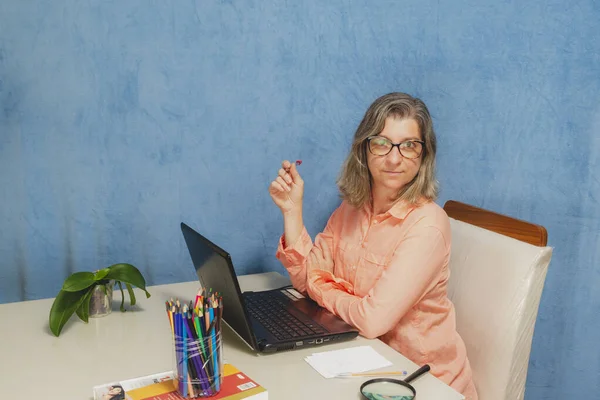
left=182, top=311, right=189, bottom=398
left=183, top=312, right=210, bottom=395
left=174, top=311, right=184, bottom=395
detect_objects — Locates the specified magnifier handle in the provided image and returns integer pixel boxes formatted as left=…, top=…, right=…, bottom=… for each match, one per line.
left=404, top=364, right=431, bottom=384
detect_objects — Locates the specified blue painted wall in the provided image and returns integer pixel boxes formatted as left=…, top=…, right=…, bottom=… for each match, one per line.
left=1, top=0, right=598, bottom=398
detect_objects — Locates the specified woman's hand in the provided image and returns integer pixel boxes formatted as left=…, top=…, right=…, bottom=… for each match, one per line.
left=308, top=236, right=334, bottom=274
left=269, top=160, right=304, bottom=214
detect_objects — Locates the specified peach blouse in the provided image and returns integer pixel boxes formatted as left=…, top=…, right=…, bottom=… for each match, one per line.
left=276, top=199, right=477, bottom=399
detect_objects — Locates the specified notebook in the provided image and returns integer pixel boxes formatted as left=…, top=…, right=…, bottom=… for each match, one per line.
left=180, top=222, right=359, bottom=353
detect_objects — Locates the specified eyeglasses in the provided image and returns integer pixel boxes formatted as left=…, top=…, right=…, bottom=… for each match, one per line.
left=367, top=136, right=425, bottom=159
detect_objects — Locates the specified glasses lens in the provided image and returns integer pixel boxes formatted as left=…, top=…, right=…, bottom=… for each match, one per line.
left=400, top=141, right=423, bottom=159
left=369, top=137, right=392, bottom=155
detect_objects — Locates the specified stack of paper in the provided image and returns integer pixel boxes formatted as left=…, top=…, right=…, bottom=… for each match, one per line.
left=304, top=346, right=392, bottom=378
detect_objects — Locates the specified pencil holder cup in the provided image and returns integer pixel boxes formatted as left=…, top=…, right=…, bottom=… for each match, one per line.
left=173, top=323, right=223, bottom=398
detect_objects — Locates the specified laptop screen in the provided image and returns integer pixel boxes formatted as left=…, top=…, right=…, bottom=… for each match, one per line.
left=180, top=222, right=258, bottom=351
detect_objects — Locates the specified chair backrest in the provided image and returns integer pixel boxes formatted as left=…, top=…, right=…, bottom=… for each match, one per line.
left=443, top=201, right=552, bottom=400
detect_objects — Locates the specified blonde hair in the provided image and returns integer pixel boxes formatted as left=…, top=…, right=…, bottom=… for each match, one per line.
left=337, top=92, right=438, bottom=207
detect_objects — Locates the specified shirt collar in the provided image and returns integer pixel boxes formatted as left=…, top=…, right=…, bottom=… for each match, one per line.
left=388, top=199, right=418, bottom=220
left=363, top=198, right=420, bottom=221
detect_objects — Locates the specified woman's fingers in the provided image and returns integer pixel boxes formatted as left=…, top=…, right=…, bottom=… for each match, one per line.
left=270, top=180, right=286, bottom=194
left=275, top=176, right=290, bottom=192
left=278, top=168, right=293, bottom=184
left=279, top=160, right=302, bottom=185
left=289, top=162, right=302, bottom=181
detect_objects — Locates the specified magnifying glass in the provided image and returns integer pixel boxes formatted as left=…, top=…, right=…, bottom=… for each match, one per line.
left=359, top=364, right=431, bottom=400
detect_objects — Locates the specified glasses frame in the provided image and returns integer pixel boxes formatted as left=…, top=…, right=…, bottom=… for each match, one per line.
left=366, top=136, right=426, bottom=159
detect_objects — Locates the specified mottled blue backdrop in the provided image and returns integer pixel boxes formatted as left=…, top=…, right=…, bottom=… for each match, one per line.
left=1, top=1, right=598, bottom=398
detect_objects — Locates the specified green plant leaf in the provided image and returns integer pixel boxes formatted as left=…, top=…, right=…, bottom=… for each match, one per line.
left=117, top=281, right=125, bottom=312
left=125, top=283, right=136, bottom=306
left=75, top=288, right=94, bottom=323
left=62, top=272, right=96, bottom=292
left=94, top=268, right=110, bottom=281
left=49, top=288, right=91, bottom=336
left=105, top=263, right=151, bottom=298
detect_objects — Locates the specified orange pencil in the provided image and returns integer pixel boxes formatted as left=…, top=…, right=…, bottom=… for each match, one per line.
left=165, top=301, right=174, bottom=336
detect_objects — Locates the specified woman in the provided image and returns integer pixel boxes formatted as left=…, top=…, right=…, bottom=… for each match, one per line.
left=102, top=385, right=126, bottom=400
left=269, top=92, right=477, bottom=399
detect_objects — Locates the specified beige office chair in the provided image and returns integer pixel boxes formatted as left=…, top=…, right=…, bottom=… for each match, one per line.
left=443, top=200, right=552, bottom=400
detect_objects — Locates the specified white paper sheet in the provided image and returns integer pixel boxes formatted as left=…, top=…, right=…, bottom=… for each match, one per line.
left=304, top=345, right=393, bottom=378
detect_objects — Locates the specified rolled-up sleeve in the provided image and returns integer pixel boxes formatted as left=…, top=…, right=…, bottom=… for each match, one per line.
left=275, top=207, right=341, bottom=293
left=306, top=225, right=448, bottom=339
left=275, top=227, right=313, bottom=292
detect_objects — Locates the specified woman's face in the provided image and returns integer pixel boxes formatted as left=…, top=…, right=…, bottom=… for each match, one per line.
left=108, top=386, right=123, bottom=396
left=366, top=117, right=422, bottom=197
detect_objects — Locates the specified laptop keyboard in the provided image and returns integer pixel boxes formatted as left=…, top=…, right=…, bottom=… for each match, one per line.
left=244, top=291, right=327, bottom=341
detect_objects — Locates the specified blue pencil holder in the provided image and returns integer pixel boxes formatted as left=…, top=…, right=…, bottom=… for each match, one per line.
left=173, top=322, right=224, bottom=398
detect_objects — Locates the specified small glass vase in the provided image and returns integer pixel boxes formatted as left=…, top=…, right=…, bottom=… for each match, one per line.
left=89, top=281, right=114, bottom=318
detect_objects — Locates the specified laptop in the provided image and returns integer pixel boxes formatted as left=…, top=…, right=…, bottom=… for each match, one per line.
left=180, top=222, right=359, bottom=353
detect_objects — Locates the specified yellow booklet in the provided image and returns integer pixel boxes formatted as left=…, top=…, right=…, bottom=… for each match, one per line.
left=93, top=364, right=267, bottom=400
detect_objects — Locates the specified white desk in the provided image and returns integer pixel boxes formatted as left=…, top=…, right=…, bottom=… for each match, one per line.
left=0, top=272, right=464, bottom=399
